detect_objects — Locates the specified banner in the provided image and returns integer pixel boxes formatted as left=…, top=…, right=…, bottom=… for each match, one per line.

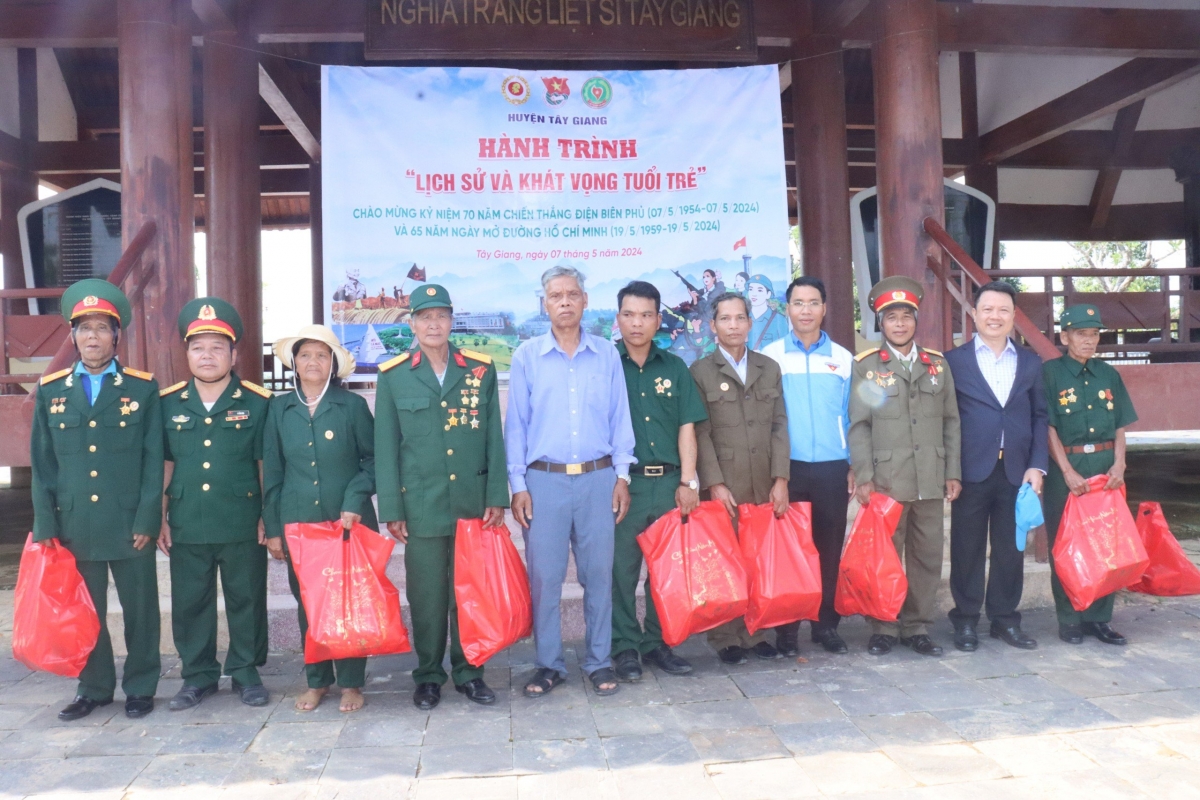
left=322, top=65, right=790, bottom=375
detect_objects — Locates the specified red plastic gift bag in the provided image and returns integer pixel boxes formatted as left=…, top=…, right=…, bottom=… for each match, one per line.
left=12, top=533, right=101, bottom=678
left=454, top=519, right=534, bottom=667
left=637, top=500, right=749, bottom=647
left=1126, top=502, right=1200, bottom=596
left=285, top=521, right=411, bottom=663
left=834, top=493, right=907, bottom=622
left=737, top=502, right=822, bottom=635
left=1053, top=476, right=1149, bottom=611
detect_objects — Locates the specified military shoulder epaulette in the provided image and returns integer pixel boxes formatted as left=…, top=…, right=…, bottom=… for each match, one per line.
left=378, top=352, right=411, bottom=372
left=160, top=381, right=187, bottom=397
left=460, top=348, right=492, bottom=364
left=854, top=348, right=880, bottom=362
left=923, top=348, right=943, bottom=357
left=122, top=366, right=155, bottom=381
left=39, top=368, right=72, bottom=386
left=240, top=379, right=272, bottom=399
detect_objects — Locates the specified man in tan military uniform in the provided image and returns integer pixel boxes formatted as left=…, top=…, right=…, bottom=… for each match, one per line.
left=849, top=277, right=961, bottom=657
left=691, top=292, right=790, bottom=664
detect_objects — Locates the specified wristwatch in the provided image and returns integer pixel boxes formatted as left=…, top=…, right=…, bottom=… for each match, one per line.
left=682, top=478, right=699, bottom=491
left=618, top=473, right=632, bottom=486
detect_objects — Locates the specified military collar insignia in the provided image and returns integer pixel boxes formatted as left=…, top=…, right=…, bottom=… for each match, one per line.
left=65, top=373, right=74, bottom=388
left=878, top=349, right=891, bottom=363
left=411, top=351, right=423, bottom=368
left=454, top=352, right=467, bottom=368
left=232, top=387, right=243, bottom=399
left=113, top=373, right=124, bottom=386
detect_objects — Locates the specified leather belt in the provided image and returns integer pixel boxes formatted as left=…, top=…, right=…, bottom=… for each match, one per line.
left=635, top=464, right=678, bottom=478
left=1064, top=441, right=1114, bottom=455
left=529, top=456, right=613, bottom=475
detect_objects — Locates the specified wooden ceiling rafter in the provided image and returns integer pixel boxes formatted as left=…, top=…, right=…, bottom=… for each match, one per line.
left=257, top=55, right=321, bottom=162
left=1087, top=99, right=1143, bottom=232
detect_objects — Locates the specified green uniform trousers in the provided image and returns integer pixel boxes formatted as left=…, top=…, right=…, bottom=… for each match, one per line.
left=1045, top=451, right=1116, bottom=626
left=872, top=499, right=945, bottom=639
left=76, top=556, right=161, bottom=701
left=405, top=535, right=481, bottom=686
left=707, top=513, right=769, bottom=652
left=285, top=554, right=366, bottom=689
left=170, top=541, right=268, bottom=688
left=612, top=474, right=676, bottom=656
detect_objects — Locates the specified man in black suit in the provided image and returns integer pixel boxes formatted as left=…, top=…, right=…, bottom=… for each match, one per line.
left=945, top=281, right=1048, bottom=652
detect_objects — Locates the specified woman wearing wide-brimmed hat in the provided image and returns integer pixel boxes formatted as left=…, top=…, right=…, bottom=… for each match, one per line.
left=262, top=325, right=377, bottom=713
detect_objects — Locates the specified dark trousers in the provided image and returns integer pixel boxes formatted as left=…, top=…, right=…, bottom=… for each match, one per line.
left=1045, top=451, right=1117, bottom=626
left=611, top=474, right=675, bottom=657
left=780, top=459, right=851, bottom=638
left=404, top=535, right=481, bottom=687
left=949, top=459, right=1024, bottom=628
left=76, top=555, right=161, bottom=701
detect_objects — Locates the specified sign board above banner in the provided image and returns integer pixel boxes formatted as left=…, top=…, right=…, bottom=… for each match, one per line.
left=366, top=0, right=757, bottom=61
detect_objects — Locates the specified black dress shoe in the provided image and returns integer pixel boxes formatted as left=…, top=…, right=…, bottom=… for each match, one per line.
left=718, top=646, right=748, bottom=665
left=867, top=634, right=897, bottom=656
left=413, top=682, right=441, bottom=710
left=900, top=635, right=943, bottom=656
left=613, top=649, right=643, bottom=682
left=775, top=625, right=800, bottom=657
left=990, top=623, right=1038, bottom=650
left=812, top=628, right=849, bottom=654
left=455, top=678, right=497, bottom=705
left=58, top=695, right=112, bottom=721
left=232, top=680, right=271, bottom=707
left=751, top=641, right=781, bottom=660
left=125, top=695, right=155, bottom=719
left=953, top=622, right=979, bottom=652
left=169, top=683, right=219, bottom=711
left=642, top=643, right=693, bottom=675
left=1082, top=622, right=1127, bottom=646
left=1058, top=624, right=1083, bottom=644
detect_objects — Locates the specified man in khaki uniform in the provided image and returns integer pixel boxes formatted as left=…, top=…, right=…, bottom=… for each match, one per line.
left=849, top=277, right=961, bottom=657
left=691, top=292, right=790, bottom=664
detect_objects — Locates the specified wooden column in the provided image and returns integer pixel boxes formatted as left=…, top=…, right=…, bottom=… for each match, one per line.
left=310, top=164, right=323, bottom=325
left=872, top=0, right=948, bottom=347
left=203, top=24, right=263, bottom=383
left=1, top=49, right=38, bottom=298
left=118, top=0, right=194, bottom=379
left=793, top=37, right=856, bottom=350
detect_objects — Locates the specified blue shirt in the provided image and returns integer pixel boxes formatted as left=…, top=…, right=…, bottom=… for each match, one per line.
left=761, top=330, right=853, bottom=463
left=73, top=359, right=118, bottom=405
left=749, top=305, right=789, bottom=350
left=505, top=330, right=636, bottom=493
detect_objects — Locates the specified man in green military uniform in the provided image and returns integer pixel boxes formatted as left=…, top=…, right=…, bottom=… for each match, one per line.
left=159, top=298, right=274, bottom=710
left=375, top=284, right=509, bottom=710
left=1043, top=304, right=1137, bottom=646
left=611, top=281, right=707, bottom=681
left=30, top=279, right=164, bottom=720
left=849, top=276, right=961, bottom=657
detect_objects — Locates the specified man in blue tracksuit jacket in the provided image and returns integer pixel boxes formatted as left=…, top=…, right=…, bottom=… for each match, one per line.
left=762, top=276, right=855, bottom=657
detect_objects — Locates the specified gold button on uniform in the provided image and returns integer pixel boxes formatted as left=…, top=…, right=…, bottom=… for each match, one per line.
left=89, top=445, right=97, bottom=452
left=645, top=416, right=650, bottom=421
left=90, top=470, right=97, bottom=477
left=441, top=401, right=448, bottom=408
left=89, top=421, right=96, bottom=428
left=59, top=423, right=65, bottom=429
left=447, top=449, right=454, bottom=455
left=325, top=430, right=334, bottom=440
left=205, top=417, right=212, bottom=425
left=90, top=495, right=98, bottom=502
left=120, top=421, right=125, bottom=427
left=449, top=474, right=456, bottom=481
left=204, top=439, right=211, bottom=447
left=202, top=483, right=210, bottom=491
left=203, top=462, right=210, bottom=469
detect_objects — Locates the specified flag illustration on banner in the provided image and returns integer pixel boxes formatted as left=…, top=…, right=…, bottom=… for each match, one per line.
left=541, top=77, right=569, bottom=106
left=407, top=265, right=427, bottom=281
left=733, top=237, right=747, bottom=250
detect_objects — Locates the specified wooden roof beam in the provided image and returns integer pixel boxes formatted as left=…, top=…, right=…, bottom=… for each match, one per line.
left=979, top=58, right=1200, bottom=164
left=814, top=0, right=869, bottom=35
left=258, top=56, right=320, bottom=162
left=0, top=130, right=29, bottom=171
left=1006, top=128, right=1200, bottom=170
left=191, top=0, right=235, bottom=31
left=1087, top=100, right=1143, bottom=232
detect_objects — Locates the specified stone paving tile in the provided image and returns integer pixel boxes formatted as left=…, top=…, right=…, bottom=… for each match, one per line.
left=773, top=718, right=879, bottom=756
left=868, top=658, right=964, bottom=686
left=670, top=698, right=766, bottom=733
left=600, top=731, right=700, bottom=769
left=0, top=754, right=152, bottom=795
left=250, top=720, right=346, bottom=752
left=1110, top=760, right=1200, bottom=799
left=20, top=698, right=123, bottom=729
left=584, top=672, right=668, bottom=708
left=336, top=714, right=428, bottom=747
left=223, top=749, right=331, bottom=785
left=0, top=702, right=43, bottom=729
left=729, top=669, right=820, bottom=698
left=321, top=744, right=420, bottom=781
left=705, top=757, right=822, bottom=799
left=0, top=725, right=94, bottom=759
left=418, top=742, right=514, bottom=778
left=882, top=742, right=1010, bottom=785
left=852, top=711, right=965, bottom=746
left=656, top=673, right=744, bottom=704
left=933, top=704, right=1048, bottom=741
left=793, top=750, right=917, bottom=795
left=511, top=698, right=597, bottom=741
left=810, top=665, right=897, bottom=692
left=1041, top=666, right=1174, bottom=698
left=157, top=722, right=262, bottom=754
left=977, top=673, right=1084, bottom=704
left=67, top=723, right=174, bottom=756
left=516, top=770, right=619, bottom=800
left=423, top=709, right=512, bottom=746
left=827, top=686, right=925, bottom=717
left=1140, top=720, right=1200, bottom=760
left=129, top=753, right=236, bottom=790
left=973, top=734, right=1101, bottom=777
left=612, top=764, right=721, bottom=800
left=1063, top=726, right=1191, bottom=770
left=414, top=775, right=519, bottom=800
left=512, top=737, right=608, bottom=773
left=687, top=726, right=789, bottom=764
left=899, top=679, right=1004, bottom=711
left=590, top=703, right=679, bottom=737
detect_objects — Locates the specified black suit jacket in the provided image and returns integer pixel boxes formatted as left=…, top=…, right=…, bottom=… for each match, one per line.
left=945, top=339, right=1048, bottom=486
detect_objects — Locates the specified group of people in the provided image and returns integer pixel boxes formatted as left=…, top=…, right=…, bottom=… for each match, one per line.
left=29, top=263, right=1137, bottom=723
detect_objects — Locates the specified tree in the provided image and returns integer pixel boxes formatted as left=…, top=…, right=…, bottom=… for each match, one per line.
left=1066, top=241, right=1182, bottom=293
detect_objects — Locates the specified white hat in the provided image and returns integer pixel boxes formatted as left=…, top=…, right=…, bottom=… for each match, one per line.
left=273, top=324, right=356, bottom=379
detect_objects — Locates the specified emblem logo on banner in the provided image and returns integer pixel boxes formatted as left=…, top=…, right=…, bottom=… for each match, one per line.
left=541, top=77, right=570, bottom=106
left=501, top=76, right=529, bottom=105
left=582, top=77, right=613, bottom=109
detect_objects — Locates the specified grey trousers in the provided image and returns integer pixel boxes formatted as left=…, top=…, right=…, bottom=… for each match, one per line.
left=524, top=467, right=616, bottom=676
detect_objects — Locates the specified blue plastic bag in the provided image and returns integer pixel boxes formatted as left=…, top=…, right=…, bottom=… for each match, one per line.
left=1014, top=482, right=1044, bottom=553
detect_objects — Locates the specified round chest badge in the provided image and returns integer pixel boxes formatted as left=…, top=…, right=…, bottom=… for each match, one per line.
left=501, top=76, right=530, bottom=105
left=582, top=77, right=613, bottom=109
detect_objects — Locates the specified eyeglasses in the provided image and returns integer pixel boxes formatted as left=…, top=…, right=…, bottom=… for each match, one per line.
left=788, top=300, right=824, bottom=310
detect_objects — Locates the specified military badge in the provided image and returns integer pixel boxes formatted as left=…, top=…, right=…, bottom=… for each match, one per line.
left=113, top=373, right=124, bottom=386
left=472, top=366, right=487, bottom=380
left=470, top=410, right=480, bottom=429
left=225, top=410, right=250, bottom=422
left=232, top=387, right=243, bottom=399
left=171, top=414, right=190, bottom=424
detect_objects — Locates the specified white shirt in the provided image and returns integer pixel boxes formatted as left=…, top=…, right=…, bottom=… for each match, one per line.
left=886, top=342, right=919, bottom=368
left=719, top=345, right=749, bottom=384
left=973, top=335, right=1018, bottom=407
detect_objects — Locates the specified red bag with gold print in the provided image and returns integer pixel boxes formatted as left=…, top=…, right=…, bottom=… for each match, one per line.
left=1053, top=476, right=1149, bottom=611
left=737, top=502, right=822, bottom=635
left=1126, top=502, right=1200, bottom=596
left=285, top=521, right=411, bottom=663
left=455, top=519, right=534, bottom=667
left=834, top=493, right=907, bottom=622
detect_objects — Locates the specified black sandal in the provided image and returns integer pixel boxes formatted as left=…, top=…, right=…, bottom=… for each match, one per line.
left=523, top=667, right=565, bottom=698
left=588, top=667, right=620, bottom=697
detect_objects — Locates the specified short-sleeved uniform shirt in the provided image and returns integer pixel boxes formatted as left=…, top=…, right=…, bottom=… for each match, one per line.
left=1042, top=355, right=1136, bottom=475
left=617, top=341, right=708, bottom=468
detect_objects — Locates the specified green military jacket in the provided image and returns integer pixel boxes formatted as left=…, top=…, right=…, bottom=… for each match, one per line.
left=1042, top=355, right=1137, bottom=470
left=160, top=373, right=272, bottom=544
left=31, top=361, right=164, bottom=561
left=262, top=384, right=377, bottom=538
left=375, top=345, right=508, bottom=537
left=617, top=341, right=708, bottom=469
left=848, top=345, right=962, bottom=502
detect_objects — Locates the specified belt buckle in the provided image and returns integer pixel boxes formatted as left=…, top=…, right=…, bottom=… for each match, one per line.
left=645, top=466, right=664, bottom=477
left=566, top=462, right=584, bottom=475
left=1083, top=444, right=1096, bottom=454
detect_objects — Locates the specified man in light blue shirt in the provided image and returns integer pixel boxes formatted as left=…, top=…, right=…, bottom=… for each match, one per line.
left=507, top=266, right=636, bottom=699
left=762, top=277, right=855, bottom=657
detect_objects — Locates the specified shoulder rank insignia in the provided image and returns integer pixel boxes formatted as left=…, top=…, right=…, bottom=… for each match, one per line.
left=122, top=366, right=155, bottom=381
left=160, top=381, right=187, bottom=397
left=854, top=348, right=880, bottom=363
left=39, top=367, right=72, bottom=386
left=378, top=352, right=410, bottom=373
left=923, top=348, right=944, bottom=357
left=239, top=379, right=272, bottom=399
left=460, top=348, right=492, bottom=365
